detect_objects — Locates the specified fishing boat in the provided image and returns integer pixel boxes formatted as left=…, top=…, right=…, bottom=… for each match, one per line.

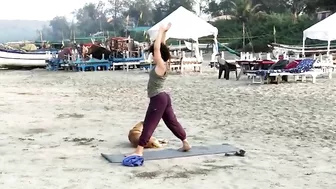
left=0, top=42, right=56, bottom=68
left=270, top=43, right=336, bottom=56
left=0, top=48, right=53, bottom=68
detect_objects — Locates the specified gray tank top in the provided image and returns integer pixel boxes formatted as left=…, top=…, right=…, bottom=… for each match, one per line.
left=147, top=66, right=167, bottom=98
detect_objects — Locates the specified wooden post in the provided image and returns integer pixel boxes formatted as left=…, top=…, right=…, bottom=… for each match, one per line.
left=242, top=22, right=245, bottom=50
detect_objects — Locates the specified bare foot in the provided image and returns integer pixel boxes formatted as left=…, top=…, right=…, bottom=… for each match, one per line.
left=179, top=140, right=191, bottom=152
left=125, top=145, right=144, bottom=157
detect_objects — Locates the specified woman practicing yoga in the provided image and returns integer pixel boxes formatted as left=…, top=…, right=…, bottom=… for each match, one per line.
left=128, top=23, right=191, bottom=157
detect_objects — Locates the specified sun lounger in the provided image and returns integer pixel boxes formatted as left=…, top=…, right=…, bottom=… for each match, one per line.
left=250, top=58, right=325, bottom=84
left=248, top=60, right=289, bottom=84
left=267, top=59, right=322, bottom=84
left=269, top=70, right=324, bottom=83
left=312, top=61, right=333, bottom=79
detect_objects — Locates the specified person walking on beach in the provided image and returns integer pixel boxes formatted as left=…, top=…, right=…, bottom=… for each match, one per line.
left=129, top=23, right=191, bottom=157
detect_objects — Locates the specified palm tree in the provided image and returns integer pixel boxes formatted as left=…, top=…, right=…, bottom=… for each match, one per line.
left=230, top=0, right=261, bottom=50
left=230, top=0, right=261, bottom=23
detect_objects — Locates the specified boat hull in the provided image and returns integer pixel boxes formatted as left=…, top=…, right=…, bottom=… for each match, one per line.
left=0, top=57, right=47, bottom=67
left=270, top=43, right=336, bottom=55
left=0, top=49, right=51, bottom=68
left=0, top=49, right=52, bottom=59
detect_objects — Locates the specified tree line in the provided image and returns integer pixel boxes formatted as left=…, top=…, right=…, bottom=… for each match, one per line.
left=40, top=0, right=194, bottom=41
left=40, top=0, right=336, bottom=51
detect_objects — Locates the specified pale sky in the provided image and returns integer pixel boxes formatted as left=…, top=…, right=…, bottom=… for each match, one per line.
left=0, top=0, right=202, bottom=21
left=0, top=0, right=104, bottom=21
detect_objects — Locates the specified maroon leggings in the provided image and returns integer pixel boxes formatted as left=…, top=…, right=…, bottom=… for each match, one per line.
left=138, top=92, right=186, bottom=147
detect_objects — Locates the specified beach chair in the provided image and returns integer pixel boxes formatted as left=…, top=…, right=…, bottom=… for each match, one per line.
left=169, top=57, right=183, bottom=73
left=218, top=60, right=238, bottom=80
left=215, top=53, right=238, bottom=79
left=312, top=56, right=333, bottom=79
left=247, top=59, right=289, bottom=83
left=181, top=57, right=202, bottom=73
left=268, top=58, right=323, bottom=84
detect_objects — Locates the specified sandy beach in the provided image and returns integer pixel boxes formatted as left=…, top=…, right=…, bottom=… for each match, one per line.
left=0, top=67, right=336, bottom=189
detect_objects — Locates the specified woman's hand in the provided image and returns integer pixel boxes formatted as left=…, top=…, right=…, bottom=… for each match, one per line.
left=159, top=23, right=171, bottom=44
left=160, top=23, right=171, bottom=32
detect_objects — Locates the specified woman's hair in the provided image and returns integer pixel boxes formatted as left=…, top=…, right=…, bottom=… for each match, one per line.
left=148, top=42, right=171, bottom=62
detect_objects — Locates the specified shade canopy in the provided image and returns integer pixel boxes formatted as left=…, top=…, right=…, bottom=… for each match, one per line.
left=147, top=6, right=218, bottom=41
left=303, top=12, right=336, bottom=41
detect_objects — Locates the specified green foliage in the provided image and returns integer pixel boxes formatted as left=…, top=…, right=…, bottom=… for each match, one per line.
left=306, top=0, right=336, bottom=13
left=2, top=0, right=333, bottom=48
left=75, top=2, right=107, bottom=35
left=212, top=13, right=318, bottom=52
left=152, top=0, right=195, bottom=24
left=128, top=31, right=147, bottom=42
left=48, top=16, right=71, bottom=40
left=204, top=0, right=233, bottom=16
left=36, top=0, right=195, bottom=41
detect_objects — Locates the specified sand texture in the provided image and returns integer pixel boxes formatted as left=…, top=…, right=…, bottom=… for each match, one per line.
left=0, top=68, right=336, bottom=189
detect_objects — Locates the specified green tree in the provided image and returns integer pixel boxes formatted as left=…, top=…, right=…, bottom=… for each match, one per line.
left=306, top=0, right=336, bottom=13
left=230, top=0, right=261, bottom=23
left=38, top=25, right=52, bottom=41
left=107, top=0, right=129, bottom=19
left=105, top=0, right=130, bottom=34
left=285, top=0, right=307, bottom=22
left=49, top=16, right=70, bottom=40
left=204, top=0, right=233, bottom=16
left=123, top=0, right=154, bottom=26
left=75, top=2, right=107, bottom=36
left=252, top=0, right=288, bottom=14
left=152, top=2, right=169, bottom=23
left=152, top=0, right=195, bottom=24
left=212, top=13, right=316, bottom=52
left=166, top=0, right=195, bottom=15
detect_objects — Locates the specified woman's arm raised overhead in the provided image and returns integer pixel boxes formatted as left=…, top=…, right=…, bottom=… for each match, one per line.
left=153, top=23, right=171, bottom=77
left=161, top=23, right=170, bottom=44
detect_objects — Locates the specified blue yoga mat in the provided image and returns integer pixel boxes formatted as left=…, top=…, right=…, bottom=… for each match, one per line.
left=101, top=144, right=245, bottom=163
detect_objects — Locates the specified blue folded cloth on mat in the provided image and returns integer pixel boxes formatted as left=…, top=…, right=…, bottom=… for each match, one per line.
left=122, top=155, right=144, bottom=167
